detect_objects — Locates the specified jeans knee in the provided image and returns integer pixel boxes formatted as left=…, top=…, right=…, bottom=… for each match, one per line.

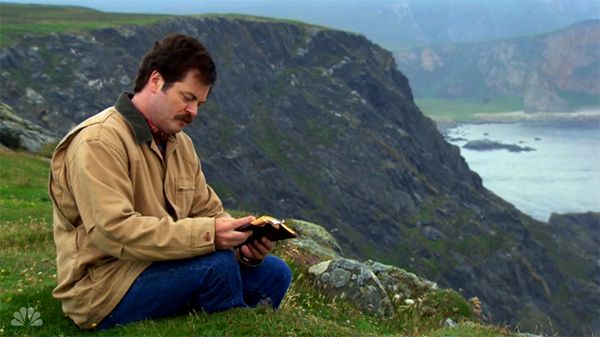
left=209, top=250, right=239, bottom=273
left=187, top=250, right=240, bottom=282
left=262, top=256, right=292, bottom=308
left=266, top=256, right=293, bottom=287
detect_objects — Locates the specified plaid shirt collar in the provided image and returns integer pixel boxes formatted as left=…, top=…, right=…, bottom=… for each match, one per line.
left=142, top=115, right=170, bottom=146
left=115, top=93, right=171, bottom=154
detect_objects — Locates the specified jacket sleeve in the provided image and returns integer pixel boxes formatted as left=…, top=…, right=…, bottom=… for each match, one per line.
left=69, top=138, right=216, bottom=261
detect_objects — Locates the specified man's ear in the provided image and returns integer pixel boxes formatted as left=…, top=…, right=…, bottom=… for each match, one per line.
left=148, top=70, right=164, bottom=93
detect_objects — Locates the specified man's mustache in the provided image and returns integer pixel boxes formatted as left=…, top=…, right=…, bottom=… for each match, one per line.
left=175, top=115, right=194, bottom=124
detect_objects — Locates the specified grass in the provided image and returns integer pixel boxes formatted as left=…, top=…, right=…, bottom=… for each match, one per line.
left=214, top=13, right=330, bottom=30
left=0, top=3, right=174, bottom=46
left=558, top=89, right=600, bottom=110
left=0, top=149, right=517, bottom=335
left=429, top=322, right=514, bottom=337
left=414, top=96, right=522, bottom=122
left=0, top=150, right=52, bottom=223
left=0, top=3, right=329, bottom=48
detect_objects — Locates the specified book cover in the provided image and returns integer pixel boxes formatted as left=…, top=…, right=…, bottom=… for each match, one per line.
left=235, top=215, right=297, bottom=246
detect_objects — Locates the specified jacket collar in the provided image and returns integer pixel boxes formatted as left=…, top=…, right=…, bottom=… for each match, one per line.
left=115, top=92, right=153, bottom=144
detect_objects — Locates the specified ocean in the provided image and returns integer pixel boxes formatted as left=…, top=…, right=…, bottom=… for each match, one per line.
left=444, top=120, right=600, bottom=221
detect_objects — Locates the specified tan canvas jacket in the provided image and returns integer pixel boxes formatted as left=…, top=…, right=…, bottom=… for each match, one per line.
left=48, top=93, right=228, bottom=329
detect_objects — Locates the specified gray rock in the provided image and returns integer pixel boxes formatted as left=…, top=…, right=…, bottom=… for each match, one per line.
left=308, top=257, right=465, bottom=319
left=0, top=102, right=57, bottom=153
left=309, top=258, right=394, bottom=316
left=463, top=139, right=535, bottom=152
left=548, top=211, right=600, bottom=230
left=307, top=259, right=331, bottom=275
left=444, top=317, right=457, bottom=327
left=364, top=260, right=438, bottom=305
left=421, top=226, right=446, bottom=241
left=288, top=219, right=343, bottom=259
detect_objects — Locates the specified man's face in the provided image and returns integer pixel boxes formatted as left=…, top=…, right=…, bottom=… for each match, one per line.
left=147, top=69, right=211, bottom=135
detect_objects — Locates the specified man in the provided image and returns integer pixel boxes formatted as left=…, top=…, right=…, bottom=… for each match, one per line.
left=48, top=34, right=292, bottom=330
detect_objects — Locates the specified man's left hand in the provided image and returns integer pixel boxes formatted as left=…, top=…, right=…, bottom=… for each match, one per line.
left=240, top=237, right=273, bottom=261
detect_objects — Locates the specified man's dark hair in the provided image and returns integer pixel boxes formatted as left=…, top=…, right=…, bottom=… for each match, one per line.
left=133, top=34, right=217, bottom=93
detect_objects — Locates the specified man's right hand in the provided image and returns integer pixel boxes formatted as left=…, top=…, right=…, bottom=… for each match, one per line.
left=214, top=215, right=255, bottom=250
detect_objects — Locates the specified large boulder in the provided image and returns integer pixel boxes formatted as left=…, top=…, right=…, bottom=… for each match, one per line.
left=287, top=219, right=343, bottom=259
left=308, top=257, right=474, bottom=322
left=0, top=102, right=57, bottom=153
left=364, top=259, right=438, bottom=305
left=275, top=219, right=344, bottom=270
left=279, top=219, right=474, bottom=323
left=308, top=258, right=394, bottom=317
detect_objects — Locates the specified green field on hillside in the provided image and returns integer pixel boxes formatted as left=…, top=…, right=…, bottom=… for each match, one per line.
left=0, top=3, right=328, bottom=47
left=415, top=96, right=523, bottom=122
left=0, top=149, right=515, bottom=336
left=0, top=3, right=173, bottom=46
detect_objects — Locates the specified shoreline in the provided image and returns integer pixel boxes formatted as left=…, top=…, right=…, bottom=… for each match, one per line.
left=439, top=115, right=600, bottom=222
left=433, top=110, right=600, bottom=131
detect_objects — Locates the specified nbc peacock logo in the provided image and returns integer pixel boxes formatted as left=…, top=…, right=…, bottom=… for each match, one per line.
left=11, top=307, right=43, bottom=327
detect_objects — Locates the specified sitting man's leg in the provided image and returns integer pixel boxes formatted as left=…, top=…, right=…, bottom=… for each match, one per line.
left=240, top=255, right=293, bottom=308
left=97, top=251, right=292, bottom=329
left=97, top=250, right=245, bottom=329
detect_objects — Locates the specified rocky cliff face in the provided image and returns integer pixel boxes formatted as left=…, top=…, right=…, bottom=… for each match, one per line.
left=0, top=102, right=57, bottom=152
left=1, top=16, right=597, bottom=335
left=548, top=212, right=600, bottom=276
left=395, top=20, right=600, bottom=112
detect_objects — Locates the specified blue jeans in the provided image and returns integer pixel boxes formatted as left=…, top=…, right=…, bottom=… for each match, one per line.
left=97, top=250, right=292, bottom=329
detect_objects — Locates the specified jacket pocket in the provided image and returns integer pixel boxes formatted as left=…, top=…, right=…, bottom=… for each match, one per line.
left=174, top=177, right=195, bottom=216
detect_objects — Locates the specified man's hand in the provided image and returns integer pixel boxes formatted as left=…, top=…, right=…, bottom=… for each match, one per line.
left=240, top=237, right=273, bottom=261
left=214, top=215, right=255, bottom=250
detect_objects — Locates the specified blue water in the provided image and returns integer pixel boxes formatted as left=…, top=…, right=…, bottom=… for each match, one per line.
left=445, top=121, right=600, bottom=221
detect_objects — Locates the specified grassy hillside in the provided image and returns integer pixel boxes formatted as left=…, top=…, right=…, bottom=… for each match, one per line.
left=0, top=3, right=173, bottom=46
left=0, top=3, right=331, bottom=48
left=0, top=148, right=515, bottom=336
left=414, top=96, right=523, bottom=122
